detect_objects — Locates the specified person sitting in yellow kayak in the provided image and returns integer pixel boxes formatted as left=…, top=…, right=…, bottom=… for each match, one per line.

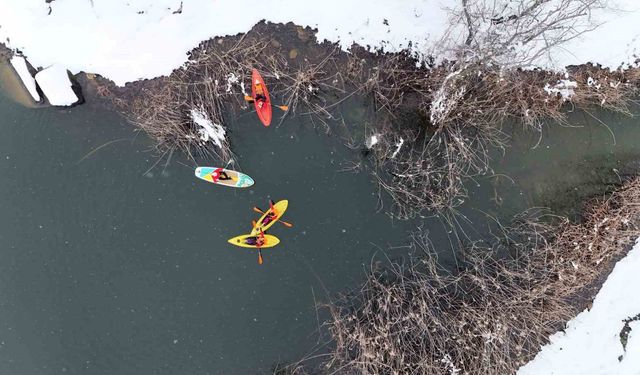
left=244, top=230, right=266, bottom=247
left=260, top=210, right=277, bottom=226
left=257, top=200, right=279, bottom=227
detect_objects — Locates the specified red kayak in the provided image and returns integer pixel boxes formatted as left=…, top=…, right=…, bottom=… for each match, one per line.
left=251, top=69, right=272, bottom=126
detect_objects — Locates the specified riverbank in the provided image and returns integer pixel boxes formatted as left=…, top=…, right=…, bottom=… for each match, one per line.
left=280, top=177, right=640, bottom=374
left=2, top=4, right=639, bottom=218
left=96, top=20, right=640, bottom=219
left=1, top=0, right=638, bottom=85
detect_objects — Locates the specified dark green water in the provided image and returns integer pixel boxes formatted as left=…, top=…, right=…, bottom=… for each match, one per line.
left=471, top=108, right=640, bottom=221
left=1, top=82, right=639, bottom=375
left=0, top=91, right=421, bottom=375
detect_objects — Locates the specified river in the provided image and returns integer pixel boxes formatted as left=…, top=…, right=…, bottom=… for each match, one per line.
left=1, top=72, right=639, bottom=374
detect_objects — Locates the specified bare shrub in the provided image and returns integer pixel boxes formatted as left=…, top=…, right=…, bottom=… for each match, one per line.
left=122, top=36, right=268, bottom=162
left=448, top=0, right=608, bottom=67
left=267, top=48, right=338, bottom=112
left=323, top=177, right=640, bottom=374
left=358, top=0, right=640, bottom=218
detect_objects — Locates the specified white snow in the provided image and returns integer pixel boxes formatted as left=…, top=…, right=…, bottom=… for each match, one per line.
left=9, top=55, right=40, bottom=102
left=518, top=239, right=640, bottom=375
left=544, top=79, right=579, bottom=100
left=0, top=0, right=448, bottom=86
left=1, top=0, right=638, bottom=86
left=34, top=65, right=78, bottom=106
left=190, top=107, right=226, bottom=148
left=391, top=137, right=404, bottom=159
left=365, top=134, right=379, bottom=149
left=430, top=69, right=465, bottom=125
left=225, top=73, right=239, bottom=94
left=540, top=0, right=640, bottom=71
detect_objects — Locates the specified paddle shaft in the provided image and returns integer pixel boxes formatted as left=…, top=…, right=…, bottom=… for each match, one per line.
left=244, top=95, right=288, bottom=111
left=252, top=207, right=293, bottom=227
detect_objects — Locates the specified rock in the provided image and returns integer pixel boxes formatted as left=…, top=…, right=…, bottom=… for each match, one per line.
left=296, top=26, right=310, bottom=42
left=35, top=65, right=82, bottom=106
left=289, top=49, right=298, bottom=59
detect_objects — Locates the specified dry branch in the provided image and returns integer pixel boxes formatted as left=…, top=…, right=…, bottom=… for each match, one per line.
left=323, top=177, right=640, bottom=374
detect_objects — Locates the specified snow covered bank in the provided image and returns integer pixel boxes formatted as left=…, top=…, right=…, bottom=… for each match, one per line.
left=518, top=239, right=640, bottom=375
left=0, top=0, right=447, bottom=86
left=0, top=0, right=638, bottom=86
left=9, top=55, right=40, bottom=102
left=35, top=65, right=79, bottom=106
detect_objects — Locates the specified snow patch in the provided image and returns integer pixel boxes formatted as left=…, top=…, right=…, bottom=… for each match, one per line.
left=190, top=107, right=226, bottom=149
left=587, top=77, right=601, bottom=89
left=9, top=56, right=40, bottom=102
left=225, top=73, right=239, bottom=94
left=518, top=238, right=640, bottom=375
left=430, top=69, right=465, bottom=125
left=391, top=137, right=404, bottom=159
left=543, top=80, right=578, bottom=100
left=34, top=65, right=78, bottom=106
left=365, top=134, right=379, bottom=149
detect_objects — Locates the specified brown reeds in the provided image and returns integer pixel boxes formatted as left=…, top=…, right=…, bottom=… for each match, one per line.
left=120, top=35, right=271, bottom=162
left=359, top=56, right=640, bottom=218
left=109, top=22, right=640, bottom=219
left=115, top=25, right=350, bottom=162
left=322, top=177, right=640, bottom=375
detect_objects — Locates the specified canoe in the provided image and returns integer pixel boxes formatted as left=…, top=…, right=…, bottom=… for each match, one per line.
left=227, top=233, right=280, bottom=249
left=250, top=200, right=288, bottom=235
left=195, top=167, right=254, bottom=188
left=251, top=69, right=272, bottom=126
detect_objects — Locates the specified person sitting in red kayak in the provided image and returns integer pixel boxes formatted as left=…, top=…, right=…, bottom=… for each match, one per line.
left=254, top=82, right=267, bottom=108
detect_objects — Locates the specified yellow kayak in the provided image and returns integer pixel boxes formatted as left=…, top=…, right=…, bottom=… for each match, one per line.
left=250, top=200, right=288, bottom=235
left=227, top=233, right=280, bottom=249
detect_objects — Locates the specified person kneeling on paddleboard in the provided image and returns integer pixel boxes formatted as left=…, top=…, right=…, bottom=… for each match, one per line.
left=210, top=168, right=232, bottom=182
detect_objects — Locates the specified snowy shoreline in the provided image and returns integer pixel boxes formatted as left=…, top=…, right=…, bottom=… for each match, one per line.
left=518, top=239, right=640, bottom=374
left=0, top=1, right=639, bottom=86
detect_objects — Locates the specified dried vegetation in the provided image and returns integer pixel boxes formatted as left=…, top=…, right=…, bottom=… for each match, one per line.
left=315, top=178, right=640, bottom=375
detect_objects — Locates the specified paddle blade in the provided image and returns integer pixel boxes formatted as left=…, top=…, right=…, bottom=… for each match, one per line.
left=252, top=220, right=257, bottom=229
left=280, top=220, right=293, bottom=228
left=253, top=207, right=264, bottom=214
left=244, top=95, right=254, bottom=102
left=258, top=249, right=263, bottom=265
left=277, top=105, right=289, bottom=111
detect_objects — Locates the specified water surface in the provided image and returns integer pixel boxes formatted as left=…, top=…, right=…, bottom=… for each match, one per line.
left=0, top=90, right=419, bottom=375
left=1, top=82, right=639, bottom=375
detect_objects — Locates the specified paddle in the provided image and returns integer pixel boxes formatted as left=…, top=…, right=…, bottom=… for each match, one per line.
left=244, top=95, right=289, bottom=111
left=257, top=229, right=265, bottom=265
left=252, top=207, right=293, bottom=228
